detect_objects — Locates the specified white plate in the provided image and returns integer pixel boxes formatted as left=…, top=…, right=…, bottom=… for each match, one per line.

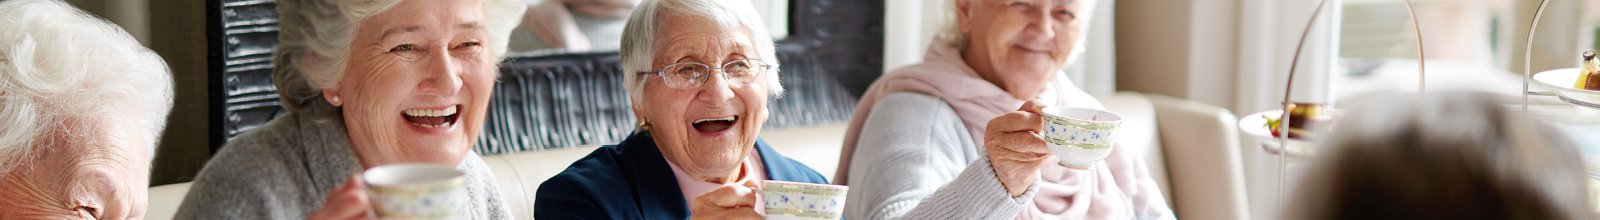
left=1533, top=68, right=1600, bottom=108
left=1238, top=110, right=1319, bottom=158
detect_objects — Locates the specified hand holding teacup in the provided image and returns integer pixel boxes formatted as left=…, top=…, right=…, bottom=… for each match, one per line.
left=690, top=179, right=763, bottom=220
left=984, top=100, right=1125, bottom=196
left=309, top=174, right=376, bottom=220
left=687, top=179, right=850, bottom=220
left=984, top=100, right=1054, bottom=197
left=310, top=163, right=470, bottom=220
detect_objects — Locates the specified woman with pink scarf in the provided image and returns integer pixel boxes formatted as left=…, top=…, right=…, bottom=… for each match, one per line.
left=835, top=0, right=1173, bottom=219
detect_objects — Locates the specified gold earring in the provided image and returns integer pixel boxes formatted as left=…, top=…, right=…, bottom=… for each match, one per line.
left=637, top=119, right=652, bottom=130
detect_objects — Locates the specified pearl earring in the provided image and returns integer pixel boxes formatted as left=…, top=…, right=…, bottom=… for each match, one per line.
left=330, top=95, right=342, bottom=106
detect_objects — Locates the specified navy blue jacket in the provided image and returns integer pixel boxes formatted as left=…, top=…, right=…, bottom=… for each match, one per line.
left=533, top=132, right=830, bottom=219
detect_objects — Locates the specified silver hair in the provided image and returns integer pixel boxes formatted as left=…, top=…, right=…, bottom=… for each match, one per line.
left=273, top=0, right=527, bottom=112
left=0, top=0, right=174, bottom=176
left=619, top=0, right=784, bottom=106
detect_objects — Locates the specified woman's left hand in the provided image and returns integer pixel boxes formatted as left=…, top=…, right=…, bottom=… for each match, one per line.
left=688, top=180, right=763, bottom=220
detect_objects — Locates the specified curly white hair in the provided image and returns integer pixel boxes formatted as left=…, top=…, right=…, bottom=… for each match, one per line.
left=0, top=0, right=175, bottom=176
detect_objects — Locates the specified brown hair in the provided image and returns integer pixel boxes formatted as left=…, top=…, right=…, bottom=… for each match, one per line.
left=1286, top=91, right=1594, bottom=220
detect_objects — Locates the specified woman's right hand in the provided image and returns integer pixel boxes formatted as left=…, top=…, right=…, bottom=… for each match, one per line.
left=984, top=100, right=1053, bottom=197
left=309, top=174, right=374, bottom=220
left=688, top=180, right=763, bottom=220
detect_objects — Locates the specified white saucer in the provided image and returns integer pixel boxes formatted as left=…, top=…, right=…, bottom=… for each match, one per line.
left=1532, top=68, right=1600, bottom=108
left=1238, top=110, right=1318, bottom=158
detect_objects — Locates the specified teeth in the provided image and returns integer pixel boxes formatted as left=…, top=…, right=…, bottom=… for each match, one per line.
left=412, top=122, right=450, bottom=128
left=403, top=106, right=457, bottom=117
left=693, top=116, right=737, bottom=124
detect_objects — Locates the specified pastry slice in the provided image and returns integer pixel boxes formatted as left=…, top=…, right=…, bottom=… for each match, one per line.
left=1579, top=51, right=1600, bottom=90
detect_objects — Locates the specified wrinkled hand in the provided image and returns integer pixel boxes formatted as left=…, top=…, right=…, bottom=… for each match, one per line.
left=689, top=180, right=763, bottom=220
left=984, top=100, right=1052, bottom=197
left=309, top=174, right=374, bottom=220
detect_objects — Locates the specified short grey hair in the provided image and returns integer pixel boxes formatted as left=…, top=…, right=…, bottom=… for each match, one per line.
left=620, top=0, right=783, bottom=105
left=0, top=0, right=174, bottom=176
left=273, top=0, right=527, bottom=112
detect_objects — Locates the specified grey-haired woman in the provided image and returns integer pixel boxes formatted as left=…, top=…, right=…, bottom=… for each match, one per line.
left=174, top=0, right=525, bottom=219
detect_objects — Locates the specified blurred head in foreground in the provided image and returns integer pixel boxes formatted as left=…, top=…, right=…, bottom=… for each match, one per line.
left=1288, top=91, right=1593, bottom=220
left=0, top=0, right=175, bottom=218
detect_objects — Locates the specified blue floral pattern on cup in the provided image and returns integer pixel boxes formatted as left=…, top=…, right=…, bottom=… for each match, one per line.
left=1040, top=107, right=1122, bottom=169
left=763, top=181, right=848, bottom=220
left=368, top=185, right=467, bottom=219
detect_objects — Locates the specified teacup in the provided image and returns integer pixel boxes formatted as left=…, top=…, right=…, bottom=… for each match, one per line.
left=762, top=180, right=849, bottom=220
left=363, top=163, right=468, bottom=220
left=1039, top=106, right=1122, bottom=169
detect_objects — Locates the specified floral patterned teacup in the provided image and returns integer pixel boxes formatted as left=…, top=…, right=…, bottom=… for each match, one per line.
left=363, top=163, right=468, bottom=220
left=762, top=180, right=849, bottom=220
left=1039, top=106, right=1122, bottom=169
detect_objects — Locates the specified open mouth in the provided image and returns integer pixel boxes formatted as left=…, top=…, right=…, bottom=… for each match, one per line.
left=691, top=115, right=739, bottom=133
left=402, top=105, right=461, bottom=128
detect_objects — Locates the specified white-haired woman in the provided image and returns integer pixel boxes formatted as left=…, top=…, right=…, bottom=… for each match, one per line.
left=836, top=0, right=1174, bottom=219
left=174, top=0, right=524, bottom=219
left=0, top=0, right=174, bottom=218
left=533, top=0, right=828, bottom=218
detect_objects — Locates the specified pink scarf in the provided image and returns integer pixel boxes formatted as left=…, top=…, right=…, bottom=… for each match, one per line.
left=834, top=39, right=1169, bottom=219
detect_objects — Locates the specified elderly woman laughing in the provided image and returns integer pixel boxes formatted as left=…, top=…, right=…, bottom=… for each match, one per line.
left=0, top=0, right=174, bottom=218
left=174, top=0, right=524, bottom=219
left=533, top=0, right=829, bottom=218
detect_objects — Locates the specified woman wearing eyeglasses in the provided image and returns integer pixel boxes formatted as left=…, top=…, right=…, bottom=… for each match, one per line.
left=532, top=0, right=829, bottom=218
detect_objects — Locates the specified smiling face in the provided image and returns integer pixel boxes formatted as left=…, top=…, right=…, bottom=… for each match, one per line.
left=636, top=13, right=770, bottom=184
left=329, top=0, right=495, bottom=168
left=958, top=0, right=1086, bottom=99
left=0, top=120, right=149, bottom=219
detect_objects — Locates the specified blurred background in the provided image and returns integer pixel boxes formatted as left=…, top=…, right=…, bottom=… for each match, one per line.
left=47, top=0, right=1600, bottom=219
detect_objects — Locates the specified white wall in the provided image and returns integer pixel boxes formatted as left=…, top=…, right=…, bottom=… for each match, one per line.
left=1510, top=0, right=1584, bottom=76
left=882, top=0, right=947, bottom=72
left=748, top=0, right=790, bottom=39
left=1118, top=0, right=1338, bottom=115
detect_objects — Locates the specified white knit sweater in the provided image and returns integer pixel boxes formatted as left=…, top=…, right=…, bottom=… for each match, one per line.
left=844, top=92, right=1040, bottom=220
